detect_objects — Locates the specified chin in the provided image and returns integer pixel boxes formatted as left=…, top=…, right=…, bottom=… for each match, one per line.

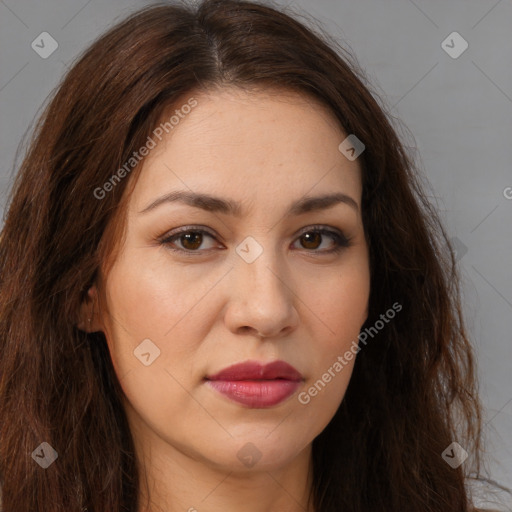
left=203, top=433, right=311, bottom=474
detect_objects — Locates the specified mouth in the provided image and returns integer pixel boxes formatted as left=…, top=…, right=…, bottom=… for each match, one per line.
left=205, top=360, right=303, bottom=408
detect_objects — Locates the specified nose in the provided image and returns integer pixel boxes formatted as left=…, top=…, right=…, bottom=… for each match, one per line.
left=223, top=244, right=299, bottom=339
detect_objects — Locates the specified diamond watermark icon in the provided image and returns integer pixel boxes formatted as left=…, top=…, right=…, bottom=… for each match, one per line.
left=134, top=338, right=161, bottom=366
left=338, top=134, right=365, bottom=161
left=237, top=442, right=262, bottom=468
left=441, top=32, right=468, bottom=59
left=31, top=442, right=58, bottom=468
left=442, top=442, right=468, bottom=468
left=450, top=236, right=468, bottom=262
left=31, top=32, right=59, bottom=59
left=236, top=236, right=263, bottom=264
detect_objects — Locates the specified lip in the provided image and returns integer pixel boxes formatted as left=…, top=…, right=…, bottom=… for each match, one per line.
left=205, top=360, right=303, bottom=408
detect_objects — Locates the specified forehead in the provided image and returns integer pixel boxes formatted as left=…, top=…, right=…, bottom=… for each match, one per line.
left=129, top=86, right=363, bottom=215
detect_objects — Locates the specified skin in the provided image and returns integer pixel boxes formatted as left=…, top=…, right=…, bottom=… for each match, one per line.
left=80, top=86, right=370, bottom=512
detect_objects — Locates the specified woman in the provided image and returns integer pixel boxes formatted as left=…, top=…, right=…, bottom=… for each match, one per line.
left=0, top=0, right=508, bottom=510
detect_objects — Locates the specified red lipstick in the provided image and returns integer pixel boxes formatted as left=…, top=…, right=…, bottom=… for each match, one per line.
left=205, top=360, right=303, bottom=408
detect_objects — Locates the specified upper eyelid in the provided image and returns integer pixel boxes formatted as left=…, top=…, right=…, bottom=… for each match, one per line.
left=161, top=224, right=345, bottom=239
left=160, top=225, right=217, bottom=242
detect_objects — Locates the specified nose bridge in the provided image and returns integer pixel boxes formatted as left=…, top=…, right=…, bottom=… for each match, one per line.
left=227, top=235, right=298, bottom=336
left=236, top=236, right=289, bottom=302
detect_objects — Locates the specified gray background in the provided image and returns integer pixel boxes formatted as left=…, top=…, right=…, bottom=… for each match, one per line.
left=1, top=0, right=511, bottom=502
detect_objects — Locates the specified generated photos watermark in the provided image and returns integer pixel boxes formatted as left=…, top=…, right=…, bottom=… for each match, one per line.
left=94, top=97, right=198, bottom=200
left=298, top=301, right=402, bottom=405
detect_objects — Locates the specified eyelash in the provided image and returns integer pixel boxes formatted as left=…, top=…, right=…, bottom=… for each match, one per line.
left=159, top=224, right=352, bottom=257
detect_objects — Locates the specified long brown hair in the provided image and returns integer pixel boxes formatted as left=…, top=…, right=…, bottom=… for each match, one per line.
left=0, top=0, right=491, bottom=510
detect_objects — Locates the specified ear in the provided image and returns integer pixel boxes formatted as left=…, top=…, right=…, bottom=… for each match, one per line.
left=77, top=285, right=103, bottom=333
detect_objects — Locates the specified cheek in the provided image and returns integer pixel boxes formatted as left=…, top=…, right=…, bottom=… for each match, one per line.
left=296, top=253, right=370, bottom=343
left=100, top=257, right=216, bottom=428
left=293, top=255, right=369, bottom=410
left=102, top=251, right=215, bottom=345
left=100, top=249, right=227, bottom=398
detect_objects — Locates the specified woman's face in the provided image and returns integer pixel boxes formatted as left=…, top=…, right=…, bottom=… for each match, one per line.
left=94, top=87, right=370, bottom=473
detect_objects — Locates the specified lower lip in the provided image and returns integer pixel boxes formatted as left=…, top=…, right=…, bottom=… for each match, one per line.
left=206, top=380, right=302, bottom=408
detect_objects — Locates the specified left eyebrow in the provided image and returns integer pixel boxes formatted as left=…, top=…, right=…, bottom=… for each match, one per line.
left=138, top=190, right=359, bottom=216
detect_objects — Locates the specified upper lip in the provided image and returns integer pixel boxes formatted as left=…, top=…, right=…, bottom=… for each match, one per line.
left=206, top=360, right=303, bottom=381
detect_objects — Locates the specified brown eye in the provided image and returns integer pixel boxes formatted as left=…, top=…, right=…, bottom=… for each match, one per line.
left=179, top=232, right=204, bottom=250
left=293, top=228, right=350, bottom=253
left=161, top=228, right=219, bottom=253
left=300, top=231, right=322, bottom=250
left=160, top=226, right=350, bottom=257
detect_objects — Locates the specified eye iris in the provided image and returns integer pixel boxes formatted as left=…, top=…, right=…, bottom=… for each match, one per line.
left=301, top=232, right=322, bottom=249
left=181, top=232, right=203, bottom=250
